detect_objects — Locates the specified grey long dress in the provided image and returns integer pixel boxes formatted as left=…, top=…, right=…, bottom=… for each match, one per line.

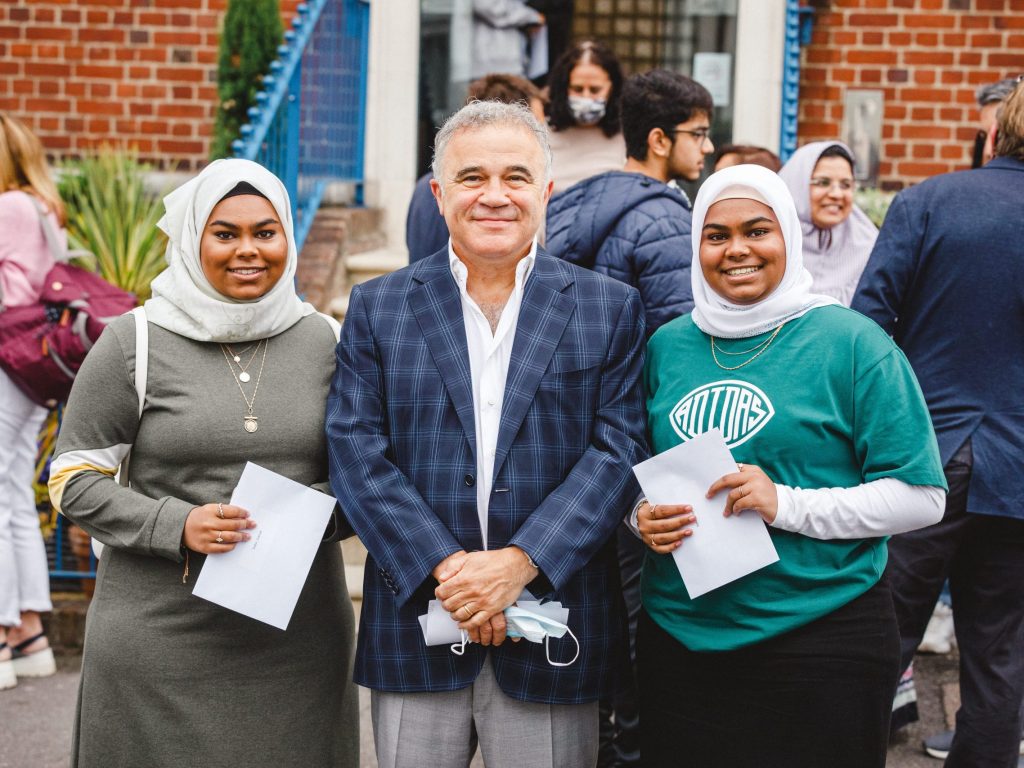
left=54, top=313, right=357, bottom=768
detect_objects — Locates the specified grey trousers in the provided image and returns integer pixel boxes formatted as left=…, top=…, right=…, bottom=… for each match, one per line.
left=371, top=656, right=599, bottom=768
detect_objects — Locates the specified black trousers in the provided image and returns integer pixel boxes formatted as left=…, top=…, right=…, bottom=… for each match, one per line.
left=887, top=439, right=1024, bottom=768
left=638, top=579, right=900, bottom=768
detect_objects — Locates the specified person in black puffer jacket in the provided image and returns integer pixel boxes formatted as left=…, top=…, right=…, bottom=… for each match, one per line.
left=546, top=69, right=714, bottom=338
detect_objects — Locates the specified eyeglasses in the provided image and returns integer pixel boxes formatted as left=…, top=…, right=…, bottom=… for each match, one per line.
left=810, top=177, right=856, bottom=192
left=673, top=127, right=712, bottom=143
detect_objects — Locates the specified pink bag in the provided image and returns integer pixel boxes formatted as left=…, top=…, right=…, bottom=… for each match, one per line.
left=0, top=203, right=136, bottom=407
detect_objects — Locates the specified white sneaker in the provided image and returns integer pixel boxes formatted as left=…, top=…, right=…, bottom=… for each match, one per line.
left=11, top=646, right=56, bottom=678
left=919, top=602, right=956, bottom=654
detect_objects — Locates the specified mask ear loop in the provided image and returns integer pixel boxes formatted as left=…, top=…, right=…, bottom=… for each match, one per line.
left=544, top=625, right=580, bottom=668
left=450, top=629, right=468, bottom=656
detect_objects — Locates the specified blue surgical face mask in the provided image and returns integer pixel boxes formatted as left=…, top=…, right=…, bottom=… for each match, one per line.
left=568, top=96, right=607, bottom=126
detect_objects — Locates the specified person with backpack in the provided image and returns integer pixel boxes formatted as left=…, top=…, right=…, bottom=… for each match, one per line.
left=0, top=112, right=62, bottom=690
left=48, top=159, right=359, bottom=766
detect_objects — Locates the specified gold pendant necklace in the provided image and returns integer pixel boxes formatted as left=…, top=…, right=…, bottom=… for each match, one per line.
left=223, top=342, right=261, bottom=383
left=710, top=323, right=785, bottom=371
left=220, top=339, right=268, bottom=432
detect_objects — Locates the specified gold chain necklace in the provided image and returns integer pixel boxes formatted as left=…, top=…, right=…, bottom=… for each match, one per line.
left=710, top=323, right=785, bottom=371
left=223, top=342, right=261, bottom=382
left=219, top=339, right=268, bottom=432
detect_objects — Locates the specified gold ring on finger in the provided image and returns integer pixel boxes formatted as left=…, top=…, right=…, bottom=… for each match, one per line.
left=217, top=503, right=225, bottom=519
left=215, top=532, right=224, bottom=543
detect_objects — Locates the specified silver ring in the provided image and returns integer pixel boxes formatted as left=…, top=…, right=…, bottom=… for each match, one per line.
left=217, top=503, right=225, bottom=519
left=737, top=463, right=745, bottom=471
left=215, top=532, right=224, bottom=543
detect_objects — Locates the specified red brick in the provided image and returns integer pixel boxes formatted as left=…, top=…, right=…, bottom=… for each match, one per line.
left=848, top=50, right=898, bottom=64
left=26, top=26, right=73, bottom=41
left=86, top=118, right=111, bottom=133
left=971, top=32, right=1005, bottom=46
left=141, top=84, right=168, bottom=99
left=904, top=50, right=955, bottom=65
left=897, top=161, right=949, bottom=176
left=137, top=12, right=170, bottom=25
left=959, top=51, right=983, bottom=65
left=79, top=99, right=124, bottom=116
left=884, top=104, right=908, bottom=120
left=914, top=31, right=939, bottom=45
left=77, top=64, right=122, bottom=79
left=977, top=0, right=1007, bottom=9
left=171, top=123, right=193, bottom=137
left=34, top=8, right=56, bottom=23
left=900, top=124, right=951, bottom=139
left=24, top=62, right=71, bottom=78
left=155, top=67, right=204, bottom=83
left=940, top=71, right=965, bottom=84
left=78, top=28, right=125, bottom=43
left=989, top=52, right=1024, bottom=66
left=156, top=140, right=205, bottom=155
left=940, top=144, right=966, bottom=160
left=911, top=106, right=935, bottom=120
left=885, top=142, right=908, bottom=159
left=24, top=97, right=72, bottom=112
left=848, top=13, right=899, bottom=25
left=961, top=15, right=992, bottom=28
left=912, top=144, right=935, bottom=159
left=139, top=49, right=167, bottom=63
left=939, top=107, right=965, bottom=121
left=900, top=87, right=950, bottom=102
left=993, top=15, right=1024, bottom=28
left=942, top=32, right=967, bottom=45
left=89, top=82, right=112, bottom=98
left=13, top=80, right=34, bottom=95
left=913, top=70, right=937, bottom=85
left=153, top=31, right=203, bottom=46
left=905, top=13, right=956, bottom=27
left=155, top=102, right=206, bottom=118
left=889, top=31, right=912, bottom=45
left=861, top=68, right=883, bottom=84
left=63, top=45, right=85, bottom=60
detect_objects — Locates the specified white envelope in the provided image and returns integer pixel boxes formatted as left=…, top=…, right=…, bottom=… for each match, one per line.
left=632, top=428, right=779, bottom=598
left=193, top=462, right=335, bottom=630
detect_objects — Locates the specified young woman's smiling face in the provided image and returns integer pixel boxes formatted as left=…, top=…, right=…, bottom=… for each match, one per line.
left=200, top=194, right=288, bottom=300
left=699, top=198, right=787, bottom=305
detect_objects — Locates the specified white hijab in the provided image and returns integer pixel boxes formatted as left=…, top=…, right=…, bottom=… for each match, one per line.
left=690, top=164, right=838, bottom=339
left=144, top=158, right=314, bottom=342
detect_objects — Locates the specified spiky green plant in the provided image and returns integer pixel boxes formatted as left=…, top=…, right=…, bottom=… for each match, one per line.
left=58, top=148, right=168, bottom=301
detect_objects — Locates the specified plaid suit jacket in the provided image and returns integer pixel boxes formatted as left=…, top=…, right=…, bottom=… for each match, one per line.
left=326, top=247, right=647, bottom=704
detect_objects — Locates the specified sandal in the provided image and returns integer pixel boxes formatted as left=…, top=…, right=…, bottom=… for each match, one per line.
left=0, top=642, right=16, bottom=690
left=10, top=632, right=56, bottom=678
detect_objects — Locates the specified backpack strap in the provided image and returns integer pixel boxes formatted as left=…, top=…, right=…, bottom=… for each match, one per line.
left=117, top=306, right=148, bottom=490
left=28, top=196, right=72, bottom=264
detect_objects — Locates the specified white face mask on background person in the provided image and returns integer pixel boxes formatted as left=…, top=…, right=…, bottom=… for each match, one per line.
left=568, top=96, right=607, bottom=126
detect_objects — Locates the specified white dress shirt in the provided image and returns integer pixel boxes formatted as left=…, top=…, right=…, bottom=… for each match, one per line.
left=449, top=241, right=536, bottom=548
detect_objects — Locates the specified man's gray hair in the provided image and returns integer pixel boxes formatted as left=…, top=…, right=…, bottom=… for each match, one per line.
left=431, top=99, right=552, bottom=184
left=976, top=78, right=1018, bottom=107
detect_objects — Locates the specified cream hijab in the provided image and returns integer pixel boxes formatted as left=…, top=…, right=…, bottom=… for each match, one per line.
left=145, top=159, right=314, bottom=342
left=777, top=141, right=878, bottom=306
left=690, top=164, right=838, bottom=339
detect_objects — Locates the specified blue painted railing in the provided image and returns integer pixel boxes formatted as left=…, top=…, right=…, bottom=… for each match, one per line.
left=779, top=0, right=803, bottom=164
left=233, top=0, right=370, bottom=251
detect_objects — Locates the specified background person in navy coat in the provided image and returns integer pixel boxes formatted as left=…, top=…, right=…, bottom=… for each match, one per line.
left=852, top=81, right=1024, bottom=768
left=327, top=100, right=646, bottom=768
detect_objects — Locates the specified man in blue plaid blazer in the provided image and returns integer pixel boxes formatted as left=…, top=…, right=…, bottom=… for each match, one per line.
left=326, top=101, right=647, bottom=767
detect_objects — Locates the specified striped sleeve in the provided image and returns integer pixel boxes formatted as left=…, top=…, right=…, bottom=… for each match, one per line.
left=49, top=316, right=194, bottom=562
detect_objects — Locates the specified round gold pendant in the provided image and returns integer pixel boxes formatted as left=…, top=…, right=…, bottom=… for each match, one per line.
left=239, top=371, right=251, bottom=383
left=244, top=417, right=258, bottom=433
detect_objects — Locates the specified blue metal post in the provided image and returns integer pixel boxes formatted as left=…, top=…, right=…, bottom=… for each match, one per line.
left=779, top=0, right=802, bottom=164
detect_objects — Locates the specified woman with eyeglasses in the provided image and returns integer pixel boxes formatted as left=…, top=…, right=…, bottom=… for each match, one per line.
left=778, top=141, right=878, bottom=306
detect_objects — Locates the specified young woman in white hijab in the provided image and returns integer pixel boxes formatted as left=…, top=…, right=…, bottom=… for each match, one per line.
left=778, top=141, right=878, bottom=306
left=631, top=164, right=946, bottom=767
left=49, top=159, right=359, bottom=768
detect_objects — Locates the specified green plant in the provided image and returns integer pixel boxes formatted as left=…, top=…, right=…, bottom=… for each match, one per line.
left=59, top=148, right=168, bottom=301
left=210, top=0, right=283, bottom=159
left=855, top=187, right=897, bottom=228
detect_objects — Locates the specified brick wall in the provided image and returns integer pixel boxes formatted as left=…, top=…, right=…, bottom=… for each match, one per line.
left=798, top=0, right=1024, bottom=189
left=0, top=0, right=301, bottom=170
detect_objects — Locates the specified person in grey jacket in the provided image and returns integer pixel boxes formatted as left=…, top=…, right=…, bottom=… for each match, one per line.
left=470, top=0, right=544, bottom=79
left=546, top=69, right=714, bottom=338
